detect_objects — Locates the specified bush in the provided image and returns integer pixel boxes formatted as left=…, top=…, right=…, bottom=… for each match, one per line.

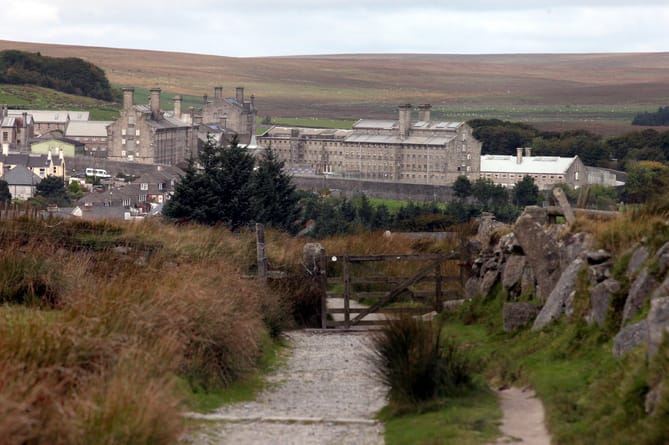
left=0, top=250, right=63, bottom=306
left=370, top=316, right=475, bottom=405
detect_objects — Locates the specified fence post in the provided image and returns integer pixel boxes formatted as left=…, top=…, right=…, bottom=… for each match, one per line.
left=343, top=255, right=350, bottom=328
left=435, top=258, right=443, bottom=312
left=255, top=223, right=268, bottom=280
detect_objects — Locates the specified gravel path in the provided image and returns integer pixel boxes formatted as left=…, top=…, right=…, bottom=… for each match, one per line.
left=488, top=387, right=551, bottom=445
left=184, top=330, right=387, bottom=445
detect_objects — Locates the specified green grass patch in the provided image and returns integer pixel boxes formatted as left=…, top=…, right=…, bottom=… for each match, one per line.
left=438, top=284, right=669, bottom=445
left=381, top=387, right=500, bottom=445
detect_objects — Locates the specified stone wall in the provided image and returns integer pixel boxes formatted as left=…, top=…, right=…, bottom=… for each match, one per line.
left=291, top=175, right=455, bottom=201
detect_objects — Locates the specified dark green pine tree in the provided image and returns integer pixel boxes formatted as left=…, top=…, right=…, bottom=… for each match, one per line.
left=163, top=136, right=255, bottom=229
left=250, top=147, right=300, bottom=232
left=0, top=179, right=11, bottom=203
left=513, top=175, right=542, bottom=207
left=35, top=176, right=70, bottom=206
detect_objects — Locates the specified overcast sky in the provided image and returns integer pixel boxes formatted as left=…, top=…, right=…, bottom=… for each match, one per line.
left=0, top=0, right=667, bottom=57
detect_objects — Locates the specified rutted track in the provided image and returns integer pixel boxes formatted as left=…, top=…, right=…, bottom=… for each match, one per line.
left=184, top=331, right=387, bottom=445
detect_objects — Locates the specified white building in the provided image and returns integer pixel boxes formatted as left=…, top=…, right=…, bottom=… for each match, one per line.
left=480, top=147, right=587, bottom=190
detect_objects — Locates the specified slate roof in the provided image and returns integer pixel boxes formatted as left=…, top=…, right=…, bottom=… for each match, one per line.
left=344, top=133, right=456, bottom=146
left=65, top=121, right=112, bottom=137
left=480, top=155, right=578, bottom=175
left=2, top=165, right=42, bottom=185
left=353, top=119, right=464, bottom=131
left=1, top=153, right=65, bottom=168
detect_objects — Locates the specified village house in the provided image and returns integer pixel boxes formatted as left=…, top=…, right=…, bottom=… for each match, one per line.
left=31, top=136, right=85, bottom=157
left=107, top=88, right=196, bottom=165
left=480, top=147, right=588, bottom=190
left=1, top=146, right=66, bottom=180
left=1, top=165, right=42, bottom=199
left=257, top=104, right=481, bottom=186
left=64, top=120, right=113, bottom=157
left=7, top=109, right=89, bottom=135
left=1, top=108, right=32, bottom=151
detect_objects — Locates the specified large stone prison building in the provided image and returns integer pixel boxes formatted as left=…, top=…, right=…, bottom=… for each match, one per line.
left=257, top=104, right=481, bottom=185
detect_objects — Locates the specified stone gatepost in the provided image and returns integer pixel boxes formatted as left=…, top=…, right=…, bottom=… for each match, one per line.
left=303, top=243, right=327, bottom=329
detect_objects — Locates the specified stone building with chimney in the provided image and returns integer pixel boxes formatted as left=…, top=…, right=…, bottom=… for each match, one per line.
left=257, top=104, right=481, bottom=185
left=200, top=86, right=257, bottom=146
left=107, top=88, right=196, bottom=165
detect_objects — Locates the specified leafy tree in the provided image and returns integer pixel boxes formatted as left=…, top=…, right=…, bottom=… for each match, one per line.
left=623, top=161, right=669, bottom=204
left=66, top=181, right=84, bottom=201
left=35, top=176, right=70, bottom=206
left=513, top=176, right=541, bottom=207
left=452, top=176, right=472, bottom=200
left=251, top=147, right=300, bottom=232
left=0, top=179, right=11, bottom=203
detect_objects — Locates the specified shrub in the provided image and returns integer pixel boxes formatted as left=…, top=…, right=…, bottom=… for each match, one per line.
left=370, top=315, right=475, bottom=405
left=0, top=250, right=63, bottom=306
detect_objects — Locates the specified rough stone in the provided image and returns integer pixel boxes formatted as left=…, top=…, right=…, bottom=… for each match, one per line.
left=589, top=279, right=621, bottom=326
left=502, top=255, right=526, bottom=291
left=647, top=297, right=669, bottom=358
left=303, top=243, right=325, bottom=275
left=465, top=276, right=481, bottom=299
left=656, top=241, right=669, bottom=277
left=532, top=258, right=585, bottom=331
left=626, top=244, right=649, bottom=279
left=645, top=382, right=664, bottom=415
left=588, top=262, right=612, bottom=284
left=514, top=213, right=561, bottom=303
left=478, top=212, right=497, bottom=248
left=503, top=302, right=540, bottom=332
left=559, top=232, right=593, bottom=267
left=622, top=268, right=659, bottom=325
left=521, top=264, right=536, bottom=299
left=498, top=232, right=523, bottom=255
left=613, top=320, right=648, bottom=357
left=651, top=275, right=669, bottom=300
left=521, top=206, right=548, bottom=225
left=480, top=269, right=500, bottom=297
left=586, top=249, right=612, bottom=265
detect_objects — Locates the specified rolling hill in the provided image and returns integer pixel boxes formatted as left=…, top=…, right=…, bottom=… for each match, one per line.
left=1, top=40, right=669, bottom=135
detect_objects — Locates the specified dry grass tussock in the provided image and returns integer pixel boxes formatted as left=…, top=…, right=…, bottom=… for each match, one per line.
left=0, top=217, right=291, bottom=444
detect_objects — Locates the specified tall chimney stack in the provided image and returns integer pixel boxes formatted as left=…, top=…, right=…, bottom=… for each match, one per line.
left=236, top=87, right=244, bottom=104
left=173, top=95, right=182, bottom=119
left=214, top=86, right=223, bottom=99
left=524, top=147, right=532, bottom=157
left=123, top=87, right=135, bottom=111
left=516, top=147, right=523, bottom=164
left=398, top=104, right=412, bottom=139
left=150, top=88, right=161, bottom=120
left=418, top=104, right=432, bottom=122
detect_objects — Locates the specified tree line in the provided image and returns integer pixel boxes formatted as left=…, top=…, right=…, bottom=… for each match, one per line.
left=0, top=50, right=114, bottom=101
left=632, top=106, right=669, bottom=126
left=469, top=119, right=669, bottom=170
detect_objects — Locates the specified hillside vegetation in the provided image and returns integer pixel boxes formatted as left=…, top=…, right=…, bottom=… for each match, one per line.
left=0, top=50, right=114, bottom=101
left=2, top=40, right=669, bottom=135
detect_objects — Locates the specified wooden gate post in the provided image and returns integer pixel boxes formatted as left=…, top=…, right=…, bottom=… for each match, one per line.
left=256, top=223, right=268, bottom=280
left=435, top=259, right=443, bottom=312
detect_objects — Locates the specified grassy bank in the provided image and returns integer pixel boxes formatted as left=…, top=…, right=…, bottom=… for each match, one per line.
left=0, top=217, right=300, bottom=444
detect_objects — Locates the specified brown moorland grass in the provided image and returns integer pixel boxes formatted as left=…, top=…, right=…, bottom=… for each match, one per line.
left=2, top=40, right=669, bottom=135
left=0, top=217, right=292, bottom=444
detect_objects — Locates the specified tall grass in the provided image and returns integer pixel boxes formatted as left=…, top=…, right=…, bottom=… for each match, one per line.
left=371, top=316, right=476, bottom=406
left=0, top=217, right=298, bottom=444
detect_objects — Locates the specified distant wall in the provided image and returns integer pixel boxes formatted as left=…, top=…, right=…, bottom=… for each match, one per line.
left=291, top=175, right=455, bottom=202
